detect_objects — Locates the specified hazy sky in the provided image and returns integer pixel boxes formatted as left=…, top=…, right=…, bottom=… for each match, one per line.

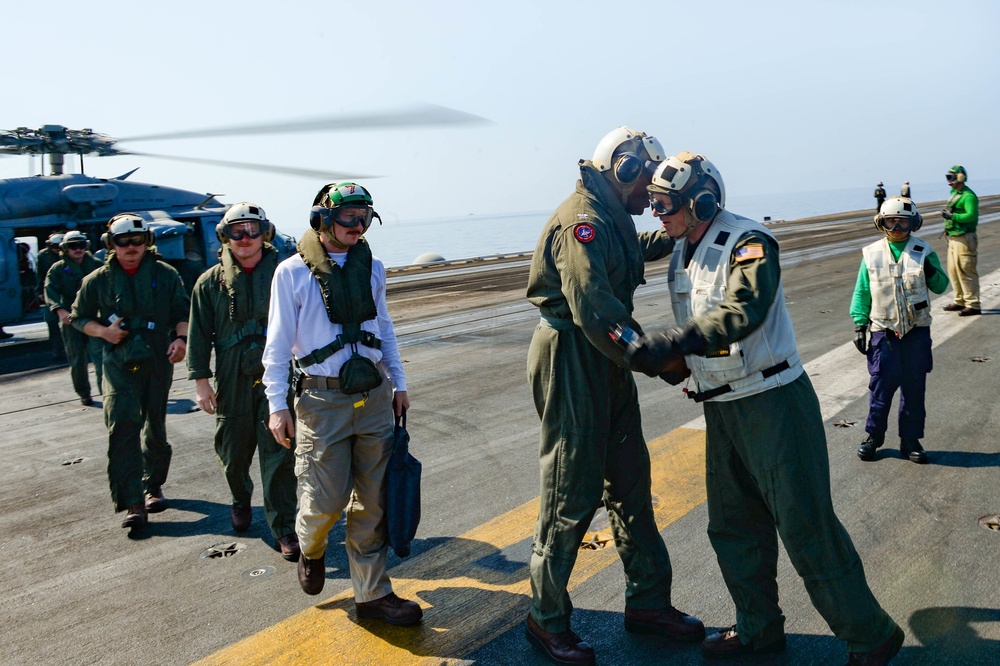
left=2, top=0, right=998, bottom=238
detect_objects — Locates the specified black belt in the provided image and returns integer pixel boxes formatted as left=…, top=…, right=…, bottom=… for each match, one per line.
left=299, top=376, right=340, bottom=390
left=686, top=359, right=791, bottom=403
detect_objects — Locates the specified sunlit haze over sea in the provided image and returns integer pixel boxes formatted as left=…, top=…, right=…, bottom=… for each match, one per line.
left=362, top=178, right=1000, bottom=269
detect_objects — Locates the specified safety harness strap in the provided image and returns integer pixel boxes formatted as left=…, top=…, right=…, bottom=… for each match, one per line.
left=297, top=330, right=382, bottom=368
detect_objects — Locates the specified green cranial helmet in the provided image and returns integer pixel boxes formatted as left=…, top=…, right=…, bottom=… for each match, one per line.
left=310, top=182, right=380, bottom=232
left=324, top=182, right=374, bottom=208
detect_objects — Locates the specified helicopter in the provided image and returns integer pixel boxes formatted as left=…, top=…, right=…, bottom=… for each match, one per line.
left=0, top=105, right=486, bottom=326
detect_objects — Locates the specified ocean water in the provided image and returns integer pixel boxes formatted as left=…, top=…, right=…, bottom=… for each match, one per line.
left=363, top=178, right=1000, bottom=269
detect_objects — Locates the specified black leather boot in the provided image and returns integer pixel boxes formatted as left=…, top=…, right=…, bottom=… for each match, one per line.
left=900, top=439, right=928, bottom=464
left=857, top=434, right=884, bottom=461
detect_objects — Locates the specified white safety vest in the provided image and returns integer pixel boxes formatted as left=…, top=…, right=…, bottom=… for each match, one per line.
left=862, top=235, right=932, bottom=336
left=669, top=211, right=801, bottom=402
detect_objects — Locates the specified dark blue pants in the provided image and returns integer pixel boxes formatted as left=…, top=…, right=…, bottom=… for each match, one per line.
left=865, top=327, right=932, bottom=440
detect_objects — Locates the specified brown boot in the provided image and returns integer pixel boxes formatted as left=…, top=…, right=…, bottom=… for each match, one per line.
left=525, top=614, right=595, bottom=665
left=702, top=625, right=786, bottom=660
left=845, top=625, right=904, bottom=664
left=356, top=592, right=423, bottom=626
left=121, top=503, right=147, bottom=530
left=297, top=553, right=325, bottom=595
left=624, top=606, right=706, bottom=642
left=144, top=490, right=167, bottom=514
left=276, top=534, right=300, bottom=562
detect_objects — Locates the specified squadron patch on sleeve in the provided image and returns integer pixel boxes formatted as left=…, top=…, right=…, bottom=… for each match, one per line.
left=735, top=244, right=764, bottom=262
left=573, top=223, right=596, bottom=244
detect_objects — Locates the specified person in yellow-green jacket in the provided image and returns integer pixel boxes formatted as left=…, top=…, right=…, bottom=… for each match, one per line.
left=851, top=197, right=949, bottom=464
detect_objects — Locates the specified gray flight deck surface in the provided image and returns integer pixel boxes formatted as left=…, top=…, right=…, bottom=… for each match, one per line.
left=2, top=200, right=999, bottom=665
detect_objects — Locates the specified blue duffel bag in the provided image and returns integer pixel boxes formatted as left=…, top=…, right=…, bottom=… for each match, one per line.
left=386, top=408, right=421, bottom=557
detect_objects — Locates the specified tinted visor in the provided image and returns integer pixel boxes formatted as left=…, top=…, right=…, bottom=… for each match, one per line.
left=222, top=221, right=264, bottom=241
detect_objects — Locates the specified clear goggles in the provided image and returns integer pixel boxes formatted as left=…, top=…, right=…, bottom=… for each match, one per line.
left=883, top=217, right=914, bottom=232
left=315, top=205, right=377, bottom=231
left=222, top=220, right=265, bottom=241
left=113, top=233, right=147, bottom=248
left=649, top=192, right=687, bottom=216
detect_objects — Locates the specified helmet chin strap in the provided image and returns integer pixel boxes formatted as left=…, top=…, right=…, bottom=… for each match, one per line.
left=320, top=226, right=349, bottom=250
left=675, top=208, right=700, bottom=238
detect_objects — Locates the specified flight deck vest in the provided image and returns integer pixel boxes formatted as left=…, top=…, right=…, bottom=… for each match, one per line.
left=863, top=235, right=932, bottom=337
left=295, top=230, right=380, bottom=369
left=669, top=211, right=800, bottom=402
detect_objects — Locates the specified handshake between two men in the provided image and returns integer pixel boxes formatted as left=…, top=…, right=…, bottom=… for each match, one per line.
left=612, top=321, right=707, bottom=386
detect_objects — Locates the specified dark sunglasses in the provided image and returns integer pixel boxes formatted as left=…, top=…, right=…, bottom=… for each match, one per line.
left=222, top=222, right=264, bottom=241
left=64, top=242, right=87, bottom=251
left=113, top=233, right=147, bottom=248
left=649, top=192, right=687, bottom=216
left=945, top=173, right=957, bottom=182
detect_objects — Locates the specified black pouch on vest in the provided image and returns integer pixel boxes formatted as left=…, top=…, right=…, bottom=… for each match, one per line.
left=338, top=352, right=384, bottom=395
left=240, top=346, right=265, bottom=376
left=120, top=332, right=152, bottom=363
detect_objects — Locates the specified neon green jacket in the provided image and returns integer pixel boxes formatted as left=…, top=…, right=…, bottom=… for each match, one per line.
left=944, top=186, right=978, bottom=236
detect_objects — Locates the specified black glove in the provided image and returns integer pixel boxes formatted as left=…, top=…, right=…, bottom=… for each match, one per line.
left=941, top=209, right=953, bottom=220
left=629, top=325, right=706, bottom=377
left=854, top=325, right=868, bottom=355
left=923, top=258, right=936, bottom=279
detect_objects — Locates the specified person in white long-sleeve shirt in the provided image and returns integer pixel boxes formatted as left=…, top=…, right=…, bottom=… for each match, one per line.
left=262, top=182, right=421, bottom=627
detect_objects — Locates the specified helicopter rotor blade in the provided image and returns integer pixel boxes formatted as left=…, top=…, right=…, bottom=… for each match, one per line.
left=119, top=104, right=489, bottom=143
left=124, top=151, right=379, bottom=180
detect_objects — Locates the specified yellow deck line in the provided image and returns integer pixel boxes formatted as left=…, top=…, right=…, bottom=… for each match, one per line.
left=195, top=427, right=707, bottom=666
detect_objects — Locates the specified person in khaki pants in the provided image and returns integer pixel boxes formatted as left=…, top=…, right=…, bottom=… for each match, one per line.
left=941, top=165, right=981, bottom=316
left=262, top=182, right=420, bottom=627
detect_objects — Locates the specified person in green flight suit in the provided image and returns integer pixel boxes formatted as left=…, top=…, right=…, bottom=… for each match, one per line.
left=45, top=230, right=105, bottom=405
left=524, top=127, right=704, bottom=666
left=940, top=165, right=980, bottom=316
left=38, top=232, right=68, bottom=362
left=71, top=213, right=189, bottom=531
left=630, top=152, right=904, bottom=665
left=187, top=202, right=300, bottom=562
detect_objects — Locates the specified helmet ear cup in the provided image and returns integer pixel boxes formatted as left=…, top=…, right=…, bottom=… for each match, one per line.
left=613, top=153, right=644, bottom=184
left=957, top=171, right=966, bottom=183
left=102, top=232, right=112, bottom=251
left=691, top=190, right=719, bottom=222
left=309, top=206, right=326, bottom=231
left=262, top=220, right=275, bottom=242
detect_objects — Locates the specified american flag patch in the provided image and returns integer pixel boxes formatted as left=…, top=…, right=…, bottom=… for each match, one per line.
left=735, top=244, right=764, bottom=262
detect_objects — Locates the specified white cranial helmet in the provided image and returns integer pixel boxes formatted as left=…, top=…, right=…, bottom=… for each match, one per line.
left=591, top=126, right=665, bottom=184
left=874, top=196, right=923, bottom=233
